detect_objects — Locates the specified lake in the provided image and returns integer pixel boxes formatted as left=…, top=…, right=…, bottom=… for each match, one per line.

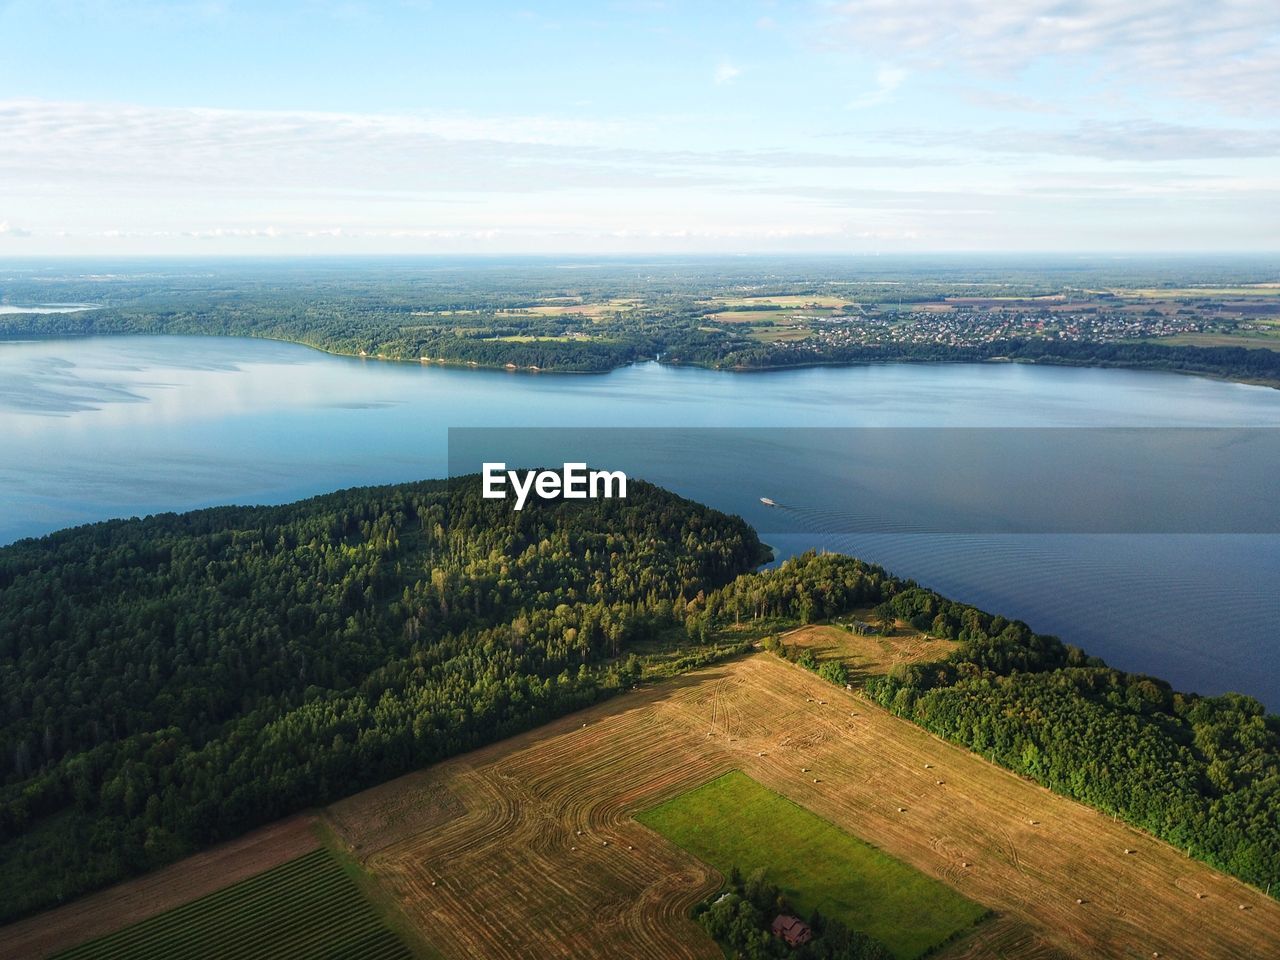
left=2, top=334, right=1278, bottom=706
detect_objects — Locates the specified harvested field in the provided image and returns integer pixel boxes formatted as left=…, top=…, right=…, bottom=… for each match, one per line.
left=52, top=849, right=411, bottom=960
left=497, top=299, right=639, bottom=317
left=331, top=655, right=1280, bottom=960
left=934, top=913, right=1070, bottom=960
left=706, top=309, right=792, bottom=323
left=11, top=657, right=1279, bottom=960
left=711, top=295, right=851, bottom=308
left=0, top=815, right=320, bottom=960
left=328, top=769, right=466, bottom=858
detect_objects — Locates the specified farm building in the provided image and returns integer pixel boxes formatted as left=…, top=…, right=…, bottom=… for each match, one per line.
left=771, top=914, right=813, bottom=947
left=847, top=620, right=878, bottom=635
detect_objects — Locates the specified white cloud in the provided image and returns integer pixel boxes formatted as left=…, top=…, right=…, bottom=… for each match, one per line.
left=820, top=0, right=1280, bottom=114
left=847, top=65, right=907, bottom=109
left=875, top=120, right=1280, bottom=160
left=0, top=98, right=945, bottom=200
left=1, top=97, right=1275, bottom=253
left=0, top=98, right=719, bottom=196
left=0, top=220, right=33, bottom=238
left=714, top=61, right=743, bottom=85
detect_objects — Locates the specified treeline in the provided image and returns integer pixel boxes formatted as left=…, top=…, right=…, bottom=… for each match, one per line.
left=694, top=867, right=892, bottom=960
left=711, top=337, right=1280, bottom=385
left=703, top=553, right=1280, bottom=896
left=0, top=301, right=730, bottom=373
left=0, top=478, right=765, bottom=922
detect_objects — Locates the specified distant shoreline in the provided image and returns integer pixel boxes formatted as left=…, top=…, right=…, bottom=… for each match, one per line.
left=3, top=328, right=1279, bottom=390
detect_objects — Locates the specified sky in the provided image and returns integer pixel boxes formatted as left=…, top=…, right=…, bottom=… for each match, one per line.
left=1, top=0, right=1279, bottom=255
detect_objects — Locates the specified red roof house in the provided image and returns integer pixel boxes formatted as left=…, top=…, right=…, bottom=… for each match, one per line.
left=771, top=914, right=813, bottom=947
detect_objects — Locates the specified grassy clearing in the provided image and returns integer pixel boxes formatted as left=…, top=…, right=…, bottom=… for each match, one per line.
left=1148, top=333, right=1280, bottom=351
left=55, top=849, right=412, bottom=960
left=748, top=325, right=812, bottom=342
left=637, top=771, right=987, bottom=960
left=783, top=622, right=957, bottom=687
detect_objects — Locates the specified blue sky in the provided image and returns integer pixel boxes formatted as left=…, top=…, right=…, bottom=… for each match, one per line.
left=1, top=0, right=1278, bottom=253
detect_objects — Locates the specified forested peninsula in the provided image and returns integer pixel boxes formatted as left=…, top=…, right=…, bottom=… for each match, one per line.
left=1, top=481, right=1276, bottom=924
left=0, top=479, right=765, bottom=921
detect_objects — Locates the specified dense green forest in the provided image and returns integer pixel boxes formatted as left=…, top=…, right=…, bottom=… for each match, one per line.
left=1, top=475, right=1277, bottom=925
left=2, top=256, right=1278, bottom=383
left=698, top=552, right=1280, bottom=897
left=0, top=477, right=765, bottom=922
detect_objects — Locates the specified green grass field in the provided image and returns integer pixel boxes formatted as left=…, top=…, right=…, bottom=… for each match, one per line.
left=637, top=771, right=987, bottom=960
left=55, top=849, right=413, bottom=960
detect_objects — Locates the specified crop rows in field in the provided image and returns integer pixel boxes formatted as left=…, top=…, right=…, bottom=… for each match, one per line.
left=55, top=849, right=411, bottom=960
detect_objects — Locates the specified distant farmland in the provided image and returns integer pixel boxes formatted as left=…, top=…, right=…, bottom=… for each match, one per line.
left=638, top=771, right=987, bottom=959
left=53, top=850, right=413, bottom=960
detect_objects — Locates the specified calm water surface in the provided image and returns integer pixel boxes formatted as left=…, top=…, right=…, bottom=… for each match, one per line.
left=2, top=335, right=1278, bottom=705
